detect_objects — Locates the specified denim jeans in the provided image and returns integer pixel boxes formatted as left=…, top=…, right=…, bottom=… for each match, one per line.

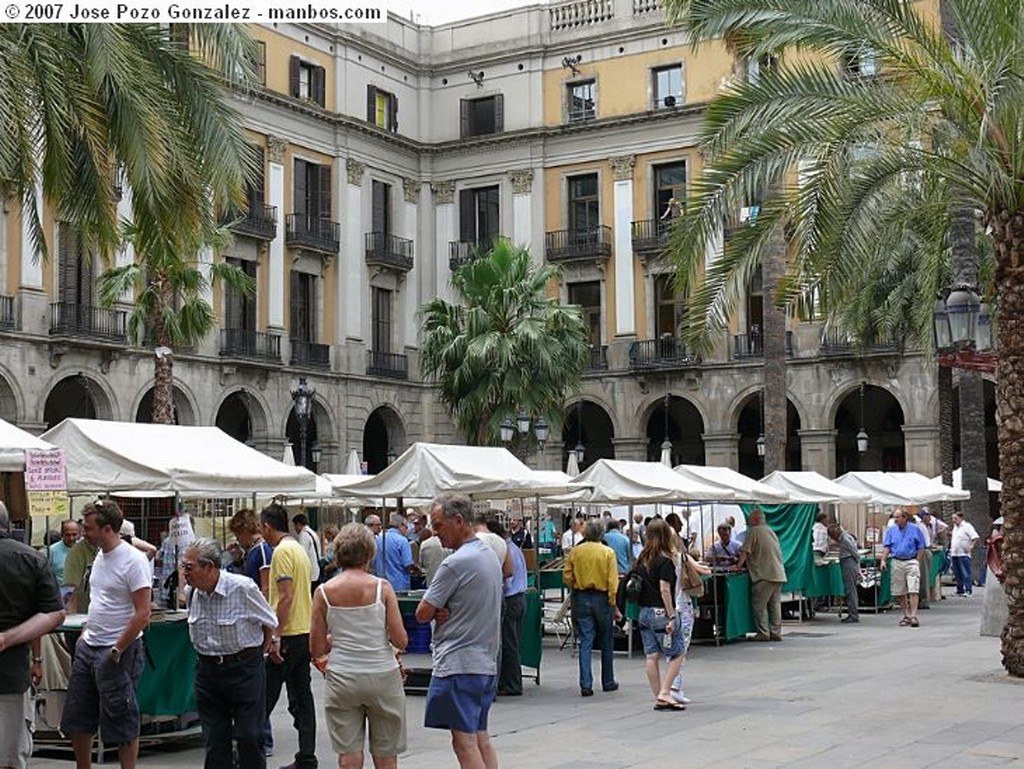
left=196, top=651, right=266, bottom=769
left=572, top=590, right=615, bottom=691
left=952, top=555, right=973, bottom=594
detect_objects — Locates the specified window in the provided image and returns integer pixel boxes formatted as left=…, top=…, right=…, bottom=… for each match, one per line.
left=57, top=224, right=92, bottom=306
left=568, top=281, right=602, bottom=348
left=842, top=48, right=877, bottom=78
left=747, top=266, right=763, bottom=348
left=372, top=181, right=391, bottom=236
left=746, top=54, right=778, bottom=84
left=225, top=258, right=257, bottom=331
left=247, top=144, right=266, bottom=207
left=653, top=162, right=686, bottom=219
left=290, top=271, right=316, bottom=343
left=568, top=173, right=599, bottom=231
left=654, top=274, right=685, bottom=339
left=366, top=85, right=398, bottom=132
left=460, top=95, right=504, bottom=138
left=292, top=159, right=332, bottom=220
left=459, top=186, right=500, bottom=244
left=567, top=80, right=596, bottom=122
left=652, top=65, right=683, bottom=109
left=372, top=287, right=392, bottom=354
left=289, top=56, right=326, bottom=107
left=252, top=41, right=266, bottom=85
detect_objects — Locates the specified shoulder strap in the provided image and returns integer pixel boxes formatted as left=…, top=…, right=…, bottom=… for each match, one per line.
left=375, top=577, right=384, bottom=604
left=317, top=582, right=331, bottom=608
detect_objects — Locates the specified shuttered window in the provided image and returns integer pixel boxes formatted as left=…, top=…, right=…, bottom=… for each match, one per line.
left=366, top=85, right=399, bottom=133
left=459, top=95, right=504, bottom=138
left=224, top=257, right=257, bottom=331
left=372, top=180, right=390, bottom=235
left=458, top=186, right=500, bottom=243
left=293, top=160, right=332, bottom=220
left=288, top=55, right=326, bottom=107
left=57, top=223, right=92, bottom=306
left=372, top=287, right=392, bottom=354
left=290, top=271, right=316, bottom=343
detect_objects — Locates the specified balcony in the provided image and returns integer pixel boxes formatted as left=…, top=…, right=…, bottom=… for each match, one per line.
left=285, top=214, right=340, bottom=255
left=631, top=219, right=671, bottom=255
left=732, top=331, right=794, bottom=360
left=224, top=202, right=277, bottom=241
left=819, top=329, right=901, bottom=357
left=549, top=0, right=614, bottom=32
left=0, top=295, right=14, bottom=330
left=629, top=337, right=699, bottom=369
left=586, top=344, right=608, bottom=371
left=365, top=232, right=414, bottom=272
left=366, top=350, right=408, bottom=380
left=448, top=240, right=488, bottom=271
left=219, top=328, right=281, bottom=364
left=49, top=303, right=127, bottom=343
left=290, top=339, right=330, bottom=370
left=568, top=106, right=596, bottom=123
left=545, top=226, right=613, bottom=264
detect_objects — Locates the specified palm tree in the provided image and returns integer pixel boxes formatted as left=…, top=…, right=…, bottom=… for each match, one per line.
left=661, top=0, right=1024, bottom=674
left=420, top=239, right=589, bottom=448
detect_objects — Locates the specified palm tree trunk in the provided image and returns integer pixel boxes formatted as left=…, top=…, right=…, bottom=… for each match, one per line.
left=152, top=353, right=175, bottom=424
left=989, top=213, right=1024, bottom=677
left=937, top=365, right=955, bottom=520
left=761, top=227, right=788, bottom=474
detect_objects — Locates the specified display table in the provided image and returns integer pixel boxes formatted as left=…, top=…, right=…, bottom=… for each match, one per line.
left=806, top=560, right=845, bottom=599
left=859, top=550, right=946, bottom=611
left=693, top=572, right=754, bottom=643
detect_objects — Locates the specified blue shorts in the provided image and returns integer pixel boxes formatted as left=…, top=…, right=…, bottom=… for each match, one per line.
left=637, top=606, right=685, bottom=659
left=60, top=638, right=145, bottom=745
left=424, top=674, right=496, bottom=734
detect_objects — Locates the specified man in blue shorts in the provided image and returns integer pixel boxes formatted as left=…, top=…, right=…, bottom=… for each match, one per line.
left=416, top=493, right=503, bottom=769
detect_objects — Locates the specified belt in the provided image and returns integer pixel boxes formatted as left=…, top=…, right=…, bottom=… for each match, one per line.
left=575, top=587, right=609, bottom=594
left=197, top=646, right=263, bottom=665
left=893, top=557, right=916, bottom=561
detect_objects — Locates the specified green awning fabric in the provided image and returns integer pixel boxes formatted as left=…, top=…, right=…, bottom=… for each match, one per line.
left=741, top=503, right=819, bottom=593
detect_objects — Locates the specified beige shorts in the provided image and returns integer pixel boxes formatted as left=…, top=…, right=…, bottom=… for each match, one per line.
left=323, top=667, right=406, bottom=757
left=891, top=558, right=920, bottom=596
left=0, top=690, right=33, bottom=769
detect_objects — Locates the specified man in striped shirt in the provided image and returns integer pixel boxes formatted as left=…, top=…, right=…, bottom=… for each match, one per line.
left=183, top=538, right=278, bottom=769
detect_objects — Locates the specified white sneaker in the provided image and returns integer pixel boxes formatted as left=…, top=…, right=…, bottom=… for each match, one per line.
left=670, top=689, right=691, bottom=704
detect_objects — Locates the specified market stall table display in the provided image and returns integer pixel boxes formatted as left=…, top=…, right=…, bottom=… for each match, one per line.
left=692, top=571, right=754, bottom=643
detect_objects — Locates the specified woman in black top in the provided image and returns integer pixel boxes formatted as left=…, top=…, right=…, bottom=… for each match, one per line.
left=635, top=519, right=686, bottom=711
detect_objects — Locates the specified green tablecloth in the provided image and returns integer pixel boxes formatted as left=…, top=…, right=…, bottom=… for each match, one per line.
left=537, top=570, right=564, bottom=591
left=695, top=572, right=753, bottom=641
left=862, top=549, right=947, bottom=608
left=137, top=619, right=196, bottom=717
left=806, top=561, right=845, bottom=599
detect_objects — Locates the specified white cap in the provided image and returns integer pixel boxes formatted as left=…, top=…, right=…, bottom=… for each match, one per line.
left=120, top=520, right=136, bottom=538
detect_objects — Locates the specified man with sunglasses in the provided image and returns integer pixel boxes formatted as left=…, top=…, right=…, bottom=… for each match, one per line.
left=182, top=538, right=278, bottom=769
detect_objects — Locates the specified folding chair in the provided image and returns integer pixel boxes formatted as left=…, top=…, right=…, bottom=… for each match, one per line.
left=544, top=596, right=577, bottom=653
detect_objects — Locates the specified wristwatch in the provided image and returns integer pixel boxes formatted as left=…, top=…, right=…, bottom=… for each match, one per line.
left=110, top=647, right=122, bottom=664
left=32, top=656, right=43, bottom=664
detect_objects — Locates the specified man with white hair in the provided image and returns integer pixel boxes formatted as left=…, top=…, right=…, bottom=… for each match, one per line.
left=376, top=512, right=416, bottom=591
left=735, top=508, right=787, bottom=642
left=0, top=501, right=66, bottom=769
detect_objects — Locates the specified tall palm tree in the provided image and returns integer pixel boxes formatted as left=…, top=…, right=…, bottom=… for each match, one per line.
left=420, top=239, right=589, bottom=448
left=661, top=0, right=1024, bottom=674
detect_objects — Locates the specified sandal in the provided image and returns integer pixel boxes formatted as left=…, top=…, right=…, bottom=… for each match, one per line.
left=899, top=617, right=911, bottom=626
left=654, top=700, right=686, bottom=711
left=909, top=617, right=919, bottom=627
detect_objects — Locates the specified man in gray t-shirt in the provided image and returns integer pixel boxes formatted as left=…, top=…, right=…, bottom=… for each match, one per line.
left=417, top=493, right=503, bottom=769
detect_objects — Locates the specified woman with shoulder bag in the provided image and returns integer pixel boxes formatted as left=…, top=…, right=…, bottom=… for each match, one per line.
left=669, top=550, right=711, bottom=704
left=635, top=519, right=687, bottom=711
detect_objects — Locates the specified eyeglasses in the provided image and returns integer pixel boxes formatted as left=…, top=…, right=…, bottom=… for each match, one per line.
left=180, top=559, right=213, bottom=572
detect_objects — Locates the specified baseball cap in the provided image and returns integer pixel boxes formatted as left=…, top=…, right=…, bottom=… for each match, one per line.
left=120, top=520, right=136, bottom=538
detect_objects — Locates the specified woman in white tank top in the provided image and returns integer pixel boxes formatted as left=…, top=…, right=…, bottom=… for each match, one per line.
left=310, top=523, right=408, bottom=768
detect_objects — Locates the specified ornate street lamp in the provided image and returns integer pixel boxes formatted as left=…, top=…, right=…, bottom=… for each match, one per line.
left=386, top=446, right=398, bottom=466
left=856, top=382, right=869, bottom=454
left=499, top=416, right=515, bottom=444
left=290, top=377, right=314, bottom=470
left=311, top=441, right=322, bottom=468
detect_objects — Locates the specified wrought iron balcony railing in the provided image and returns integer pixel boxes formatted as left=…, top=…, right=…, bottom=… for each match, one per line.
left=628, top=337, right=699, bottom=369
left=544, top=225, right=613, bottom=263
left=586, top=344, right=608, bottom=371
left=219, top=328, right=281, bottom=363
left=285, top=214, right=340, bottom=254
left=630, top=218, right=671, bottom=254
left=732, top=331, right=794, bottom=359
left=819, top=329, right=901, bottom=356
left=365, top=232, right=414, bottom=272
left=49, top=302, right=126, bottom=343
left=448, top=240, right=489, bottom=271
left=0, top=295, right=14, bottom=330
left=290, top=339, right=330, bottom=370
left=224, top=202, right=277, bottom=240
left=366, top=350, right=408, bottom=380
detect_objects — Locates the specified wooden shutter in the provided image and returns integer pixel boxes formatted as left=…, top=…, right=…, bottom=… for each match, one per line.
left=293, top=159, right=307, bottom=217
left=289, top=56, right=301, bottom=98
left=243, top=261, right=257, bottom=331
left=372, top=181, right=388, bottom=234
left=366, top=85, right=378, bottom=123
left=251, top=145, right=266, bottom=205
left=460, top=99, right=471, bottom=139
left=225, top=257, right=241, bottom=329
left=289, top=271, right=301, bottom=340
left=318, top=164, right=332, bottom=220
left=459, top=188, right=475, bottom=241
left=494, top=94, right=504, bottom=133
left=312, top=66, right=326, bottom=107
left=58, top=224, right=77, bottom=305
left=389, top=93, right=399, bottom=133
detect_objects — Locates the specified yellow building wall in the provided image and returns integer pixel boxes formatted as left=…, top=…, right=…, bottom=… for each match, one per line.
left=542, top=41, right=734, bottom=126
left=252, top=27, right=335, bottom=113
left=6, top=207, right=21, bottom=295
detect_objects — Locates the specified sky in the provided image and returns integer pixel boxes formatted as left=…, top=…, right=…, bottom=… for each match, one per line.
left=386, top=0, right=541, bottom=26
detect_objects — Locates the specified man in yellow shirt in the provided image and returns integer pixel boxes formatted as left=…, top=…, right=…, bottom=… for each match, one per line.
left=563, top=520, right=621, bottom=697
left=260, top=503, right=316, bottom=769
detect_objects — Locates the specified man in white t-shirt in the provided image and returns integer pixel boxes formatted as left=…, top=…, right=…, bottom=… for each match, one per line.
left=473, top=515, right=513, bottom=579
left=60, top=500, right=152, bottom=769
left=950, top=512, right=980, bottom=596
left=292, top=512, right=321, bottom=588
left=561, top=518, right=584, bottom=553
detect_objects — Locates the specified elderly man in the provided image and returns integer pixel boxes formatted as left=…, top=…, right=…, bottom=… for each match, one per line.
left=881, top=508, right=927, bottom=627
left=61, top=500, right=152, bottom=769
left=183, top=538, right=278, bottom=769
left=376, top=512, right=416, bottom=591
left=950, top=512, right=980, bottom=596
left=920, top=508, right=949, bottom=601
left=828, top=524, right=862, bottom=623
left=563, top=519, right=621, bottom=697
left=602, top=519, right=632, bottom=576
left=0, top=502, right=66, bottom=769
left=735, top=508, right=787, bottom=642
left=416, top=493, right=503, bottom=769
left=48, top=518, right=79, bottom=587
left=705, top=523, right=742, bottom=567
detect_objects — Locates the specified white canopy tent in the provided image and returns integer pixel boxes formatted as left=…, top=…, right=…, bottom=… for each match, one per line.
left=41, top=418, right=319, bottom=496
left=931, top=468, right=1002, bottom=493
left=760, top=471, right=873, bottom=504
left=0, top=418, right=55, bottom=472
left=833, top=471, right=969, bottom=506
left=552, top=459, right=736, bottom=504
left=674, top=464, right=792, bottom=503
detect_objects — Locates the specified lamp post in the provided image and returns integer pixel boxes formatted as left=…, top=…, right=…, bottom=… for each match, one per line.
left=386, top=446, right=398, bottom=466
left=756, top=389, right=766, bottom=459
left=856, top=382, right=869, bottom=455
left=500, top=409, right=550, bottom=465
left=311, top=441, right=322, bottom=471
left=291, top=376, right=314, bottom=470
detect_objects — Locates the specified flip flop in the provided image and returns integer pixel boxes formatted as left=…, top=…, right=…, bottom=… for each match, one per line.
left=909, top=617, right=919, bottom=627
left=654, top=700, right=686, bottom=711
left=899, top=617, right=911, bottom=626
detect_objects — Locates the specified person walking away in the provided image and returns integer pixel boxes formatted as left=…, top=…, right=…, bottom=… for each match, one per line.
left=563, top=520, right=620, bottom=698
left=292, top=513, right=321, bottom=590
left=416, top=493, right=503, bottom=769
left=950, top=512, right=979, bottom=597
left=669, top=550, right=711, bottom=705
left=828, top=524, right=862, bottom=623
left=310, top=523, right=408, bottom=769
left=376, top=513, right=417, bottom=591
left=880, top=508, right=927, bottom=627
left=0, top=501, right=65, bottom=769
left=182, top=538, right=277, bottom=769
left=417, top=528, right=451, bottom=586
left=602, top=519, right=632, bottom=576
left=633, top=519, right=686, bottom=711
left=488, top=520, right=528, bottom=697
left=919, top=508, right=948, bottom=601
left=735, top=508, right=787, bottom=642
left=60, top=500, right=152, bottom=769
left=260, top=502, right=317, bottom=769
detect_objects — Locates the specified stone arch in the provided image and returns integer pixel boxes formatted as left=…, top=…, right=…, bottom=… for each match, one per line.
left=214, top=388, right=271, bottom=446
left=952, top=377, right=999, bottom=480
left=824, top=378, right=911, bottom=434
left=0, top=367, right=18, bottom=422
left=133, top=383, right=199, bottom=425
left=561, top=399, right=616, bottom=470
left=643, top=393, right=705, bottom=465
left=733, top=390, right=803, bottom=478
left=363, top=405, right=408, bottom=475
left=42, top=372, right=117, bottom=427
left=833, top=383, right=905, bottom=474
left=565, top=393, right=621, bottom=438
left=285, top=395, right=336, bottom=472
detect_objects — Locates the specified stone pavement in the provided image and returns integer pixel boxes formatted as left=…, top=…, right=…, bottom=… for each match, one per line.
left=31, top=591, right=1024, bottom=768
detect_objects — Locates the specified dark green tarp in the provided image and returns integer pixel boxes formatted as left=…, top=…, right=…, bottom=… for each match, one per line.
left=740, top=503, right=818, bottom=594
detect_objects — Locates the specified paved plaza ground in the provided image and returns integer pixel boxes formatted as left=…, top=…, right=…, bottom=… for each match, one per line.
left=32, top=590, right=1024, bottom=768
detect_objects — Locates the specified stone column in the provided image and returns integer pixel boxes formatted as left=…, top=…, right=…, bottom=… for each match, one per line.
left=902, top=424, right=940, bottom=476
left=401, top=177, right=420, bottom=349
left=703, top=431, right=740, bottom=470
left=509, top=169, right=534, bottom=252
left=610, top=155, right=636, bottom=338
left=432, top=181, right=456, bottom=303
left=798, top=428, right=837, bottom=477
left=345, top=159, right=366, bottom=342
left=267, top=136, right=287, bottom=330
left=612, top=437, right=648, bottom=461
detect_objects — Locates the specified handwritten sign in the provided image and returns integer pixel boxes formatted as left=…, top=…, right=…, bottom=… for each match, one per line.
left=25, top=449, right=67, bottom=492
left=28, top=490, right=69, bottom=519
left=167, top=513, right=195, bottom=547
